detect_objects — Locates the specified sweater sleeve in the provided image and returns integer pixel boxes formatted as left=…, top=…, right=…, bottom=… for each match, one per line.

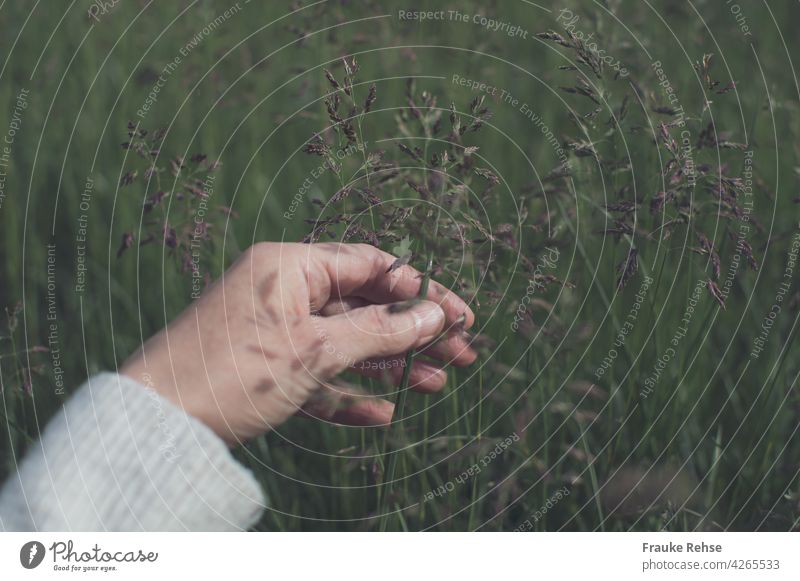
left=0, top=372, right=265, bottom=531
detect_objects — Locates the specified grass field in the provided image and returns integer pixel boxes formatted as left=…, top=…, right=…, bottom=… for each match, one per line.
left=1, top=0, right=799, bottom=531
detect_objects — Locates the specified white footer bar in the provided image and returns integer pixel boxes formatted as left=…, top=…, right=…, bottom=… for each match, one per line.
left=1, top=532, right=797, bottom=579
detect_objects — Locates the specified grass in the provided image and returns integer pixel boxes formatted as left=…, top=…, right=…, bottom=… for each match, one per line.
left=379, top=255, right=434, bottom=531
left=1, top=0, right=799, bottom=531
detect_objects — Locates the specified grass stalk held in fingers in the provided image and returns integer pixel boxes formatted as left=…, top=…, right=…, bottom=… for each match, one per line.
left=379, top=256, right=434, bottom=531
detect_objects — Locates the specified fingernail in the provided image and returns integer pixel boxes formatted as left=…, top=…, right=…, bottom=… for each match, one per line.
left=411, top=301, right=445, bottom=342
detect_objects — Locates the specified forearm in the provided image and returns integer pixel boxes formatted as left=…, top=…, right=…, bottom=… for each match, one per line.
left=0, top=372, right=264, bottom=531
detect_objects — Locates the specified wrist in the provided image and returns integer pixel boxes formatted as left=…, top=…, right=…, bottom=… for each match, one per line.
left=120, top=357, right=238, bottom=447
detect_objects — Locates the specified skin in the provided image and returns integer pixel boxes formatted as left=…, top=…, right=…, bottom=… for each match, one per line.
left=121, top=242, right=476, bottom=446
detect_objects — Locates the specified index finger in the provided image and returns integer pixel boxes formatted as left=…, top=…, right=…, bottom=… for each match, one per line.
left=306, top=243, right=475, bottom=329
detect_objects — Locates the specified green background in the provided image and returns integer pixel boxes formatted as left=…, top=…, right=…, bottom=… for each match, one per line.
left=1, top=0, right=799, bottom=531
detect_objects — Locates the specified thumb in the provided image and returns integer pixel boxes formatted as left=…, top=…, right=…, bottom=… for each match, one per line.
left=316, top=300, right=445, bottom=366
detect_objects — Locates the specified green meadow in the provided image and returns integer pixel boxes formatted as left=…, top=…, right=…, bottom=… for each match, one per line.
left=1, top=0, right=799, bottom=530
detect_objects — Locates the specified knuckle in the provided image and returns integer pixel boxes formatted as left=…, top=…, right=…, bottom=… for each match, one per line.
left=316, top=242, right=344, bottom=251
left=355, top=243, right=384, bottom=265
left=355, top=242, right=378, bottom=254
left=245, top=241, right=275, bottom=259
left=314, top=242, right=360, bottom=260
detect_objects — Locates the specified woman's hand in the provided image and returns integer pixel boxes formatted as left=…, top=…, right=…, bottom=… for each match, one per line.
left=121, top=242, right=476, bottom=445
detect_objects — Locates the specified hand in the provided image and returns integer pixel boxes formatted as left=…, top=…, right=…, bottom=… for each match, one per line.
left=121, top=242, right=476, bottom=445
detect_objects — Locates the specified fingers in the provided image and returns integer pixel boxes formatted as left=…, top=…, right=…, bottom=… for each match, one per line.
left=318, top=296, right=368, bottom=316
left=314, top=300, right=445, bottom=367
left=350, top=357, right=448, bottom=393
left=364, top=261, right=474, bottom=328
left=305, top=243, right=475, bottom=328
left=328, top=399, right=394, bottom=426
left=299, top=383, right=394, bottom=426
left=321, top=294, right=477, bottom=366
left=419, top=332, right=478, bottom=367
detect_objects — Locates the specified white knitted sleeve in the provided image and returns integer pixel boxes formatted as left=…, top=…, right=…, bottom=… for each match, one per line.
left=0, top=372, right=265, bottom=531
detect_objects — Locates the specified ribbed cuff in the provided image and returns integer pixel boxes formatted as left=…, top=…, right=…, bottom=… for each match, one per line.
left=0, top=372, right=265, bottom=531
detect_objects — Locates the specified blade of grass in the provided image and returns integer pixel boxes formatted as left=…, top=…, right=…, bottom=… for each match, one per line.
left=378, top=256, right=434, bottom=531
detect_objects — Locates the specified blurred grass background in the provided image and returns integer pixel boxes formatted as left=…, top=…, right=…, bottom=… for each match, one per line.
left=1, top=0, right=799, bottom=530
